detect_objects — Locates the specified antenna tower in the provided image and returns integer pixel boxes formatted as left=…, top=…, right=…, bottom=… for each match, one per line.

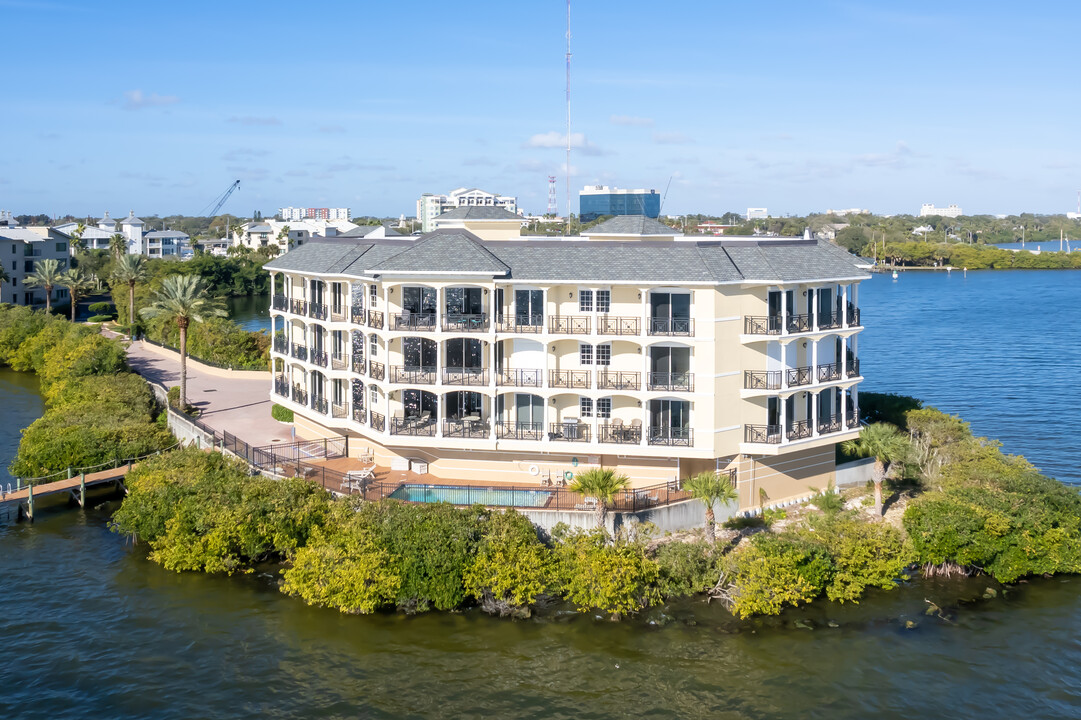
left=547, top=175, right=558, bottom=216
left=565, top=0, right=572, bottom=219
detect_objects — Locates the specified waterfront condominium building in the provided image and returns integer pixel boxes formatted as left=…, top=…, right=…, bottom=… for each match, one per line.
left=0, top=227, right=70, bottom=307
left=264, top=217, right=870, bottom=512
left=579, top=186, right=661, bottom=222
left=417, top=189, right=518, bottom=233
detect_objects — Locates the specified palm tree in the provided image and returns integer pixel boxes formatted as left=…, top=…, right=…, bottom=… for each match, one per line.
left=0, top=264, right=8, bottom=302
left=684, top=470, right=739, bottom=542
left=841, top=423, right=909, bottom=518
left=109, top=233, right=128, bottom=259
left=111, top=254, right=148, bottom=332
left=71, top=222, right=87, bottom=254
left=568, top=467, right=630, bottom=531
left=276, top=225, right=290, bottom=250
left=139, top=275, right=226, bottom=411
left=24, top=258, right=64, bottom=312
left=59, top=268, right=94, bottom=322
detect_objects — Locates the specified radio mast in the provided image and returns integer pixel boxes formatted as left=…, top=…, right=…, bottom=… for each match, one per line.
left=565, top=0, right=572, bottom=219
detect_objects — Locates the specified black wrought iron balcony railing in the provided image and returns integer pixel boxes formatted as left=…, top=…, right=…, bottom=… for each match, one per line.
left=442, top=313, right=489, bottom=332
left=744, top=315, right=782, bottom=335
left=331, top=353, right=347, bottom=371
left=291, top=299, right=308, bottom=316
left=309, top=302, right=328, bottom=321
left=272, top=295, right=288, bottom=311
left=647, top=372, right=694, bottom=392
left=370, top=411, right=385, bottom=432
left=496, top=368, right=543, bottom=387
left=291, top=387, right=308, bottom=406
left=549, top=369, right=591, bottom=389
left=390, top=365, right=437, bottom=384
left=817, top=312, right=842, bottom=331
left=352, top=405, right=366, bottom=424
left=817, top=362, right=842, bottom=383
left=846, top=357, right=860, bottom=378
left=352, top=356, right=366, bottom=375
left=392, top=313, right=437, bottom=331
left=369, top=361, right=385, bottom=381
left=598, top=316, right=641, bottom=336
left=648, top=317, right=694, bottom=336
left=549, top=422, right=591, bottom=442
left=442, top=419, right=489, bottom=439
left=744, top=370, right=781, bottom=390
left=273, top=375, right=289, bottom=397
left=495, top=421, right=544, bottom=441
left=311, top=397, right=329, bottom=415
left=495, top=313, right=543, bottom=333
left=351, top=306, right=365, bottom=325
left=786, top=366, right=813, bottom=387
left=549, top=315, right=591, bottom=334
left=744, top=424, right=781, bottom=444
left=597, top=371, right=641, bottom=391
left=599, top=423, right=643, bottom=444
left=786, top=419, right=812, bottom=441
left=311, top=349, right=328, bottom=368
left=367, top=310, right=384, bottom=330
left=390, top=416, right=437, bottom=436
left=272, top=337, right=289, bottom=354
left=291, top=344, right=308, bottom=361
left=818, top=413, right=842, bottom=434
left=648, top=427, right=693, bottom=447
left=846, top=408, right=861, bottom=429
left=846, top=303, right=861, bottom=327
left=786, top=313, right=813, bottom=333
left=442, top=367, right=489, bottom=386
left=331, top=402, right=348, bottom=419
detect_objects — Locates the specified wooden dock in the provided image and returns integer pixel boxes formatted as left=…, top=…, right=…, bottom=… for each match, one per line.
left=0, top=466, right=128, bottom=522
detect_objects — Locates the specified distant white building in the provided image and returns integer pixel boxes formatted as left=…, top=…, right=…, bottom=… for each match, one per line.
left=279, top=207, right=351, bottom=222
left=919, top=203, right=963, bottom=218
left=826, top=208, right=871, bottom=217
left=145, top=230, right=191, bottom=258
left=417, top=188, right=518, bottom=233
left=0, top=226, right=70, bottom=307
left=747, top=208, right=769, bottom=220
left=53, top=210, right=147, bottom=255
left=232, top=217, right=360, bottom=252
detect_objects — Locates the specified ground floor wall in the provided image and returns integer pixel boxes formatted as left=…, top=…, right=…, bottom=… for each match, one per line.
left=734, top=445, right=836, bottom=511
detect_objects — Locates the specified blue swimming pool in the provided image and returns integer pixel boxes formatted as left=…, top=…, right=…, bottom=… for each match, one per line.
left=388, top=484, right=552, bottom=508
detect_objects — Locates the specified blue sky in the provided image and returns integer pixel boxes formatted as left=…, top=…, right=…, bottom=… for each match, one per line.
left=2, top=0, right=1079, bottom=218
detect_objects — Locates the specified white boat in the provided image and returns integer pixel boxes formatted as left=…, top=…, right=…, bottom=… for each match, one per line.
left=892, top=270, right=899, bottom=279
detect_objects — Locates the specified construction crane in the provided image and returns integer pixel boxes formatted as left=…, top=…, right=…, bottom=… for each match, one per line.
left=201, top=179, right=241, bottom=218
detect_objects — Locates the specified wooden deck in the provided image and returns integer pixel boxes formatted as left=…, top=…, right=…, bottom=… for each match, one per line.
left=0, top=466, right=128, bottom=521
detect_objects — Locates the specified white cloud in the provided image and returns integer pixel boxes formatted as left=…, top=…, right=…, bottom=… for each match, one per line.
left=609, top=114, right=654, bottom=127
left=524, top=131, right=605, bottom=156
left=653, top=131, right=695, bottom=145
left=123, top=90, right=179, bottom=110
left=854, top=141, right=915, bottom=168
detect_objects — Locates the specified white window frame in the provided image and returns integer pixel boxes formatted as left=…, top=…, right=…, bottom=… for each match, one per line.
left=595, top=289, right=611, bottom=313
left=579, top=288, right=593, bottom=312
left=579, top=342, right=593, bottom=365
left=596, top=397, right=612, bottom=419
left=579, top=396, right=594, bottom=418
left=596, top=343, right=611, bottom=366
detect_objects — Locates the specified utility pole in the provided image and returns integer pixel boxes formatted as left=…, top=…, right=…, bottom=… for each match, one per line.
left=565, top=0, right=572, bottom=221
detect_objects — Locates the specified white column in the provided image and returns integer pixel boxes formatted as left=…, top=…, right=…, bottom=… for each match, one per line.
left=841, top=284, right=849, bottom=326
left=778, top=393, right=787, bottom=440
left=811, top=391, right=820, bottom=437
left=810, top=338, right=818, bottom=383
left=841, top=388, right=848, bottom=429
left=780, top=288, right=788, bottom=335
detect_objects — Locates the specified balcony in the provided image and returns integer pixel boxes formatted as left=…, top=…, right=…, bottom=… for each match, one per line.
left=352, top=406, right=366, bottom=424
left=549, top=369, right=591, bottom=389
left=272, top=295, right=288, bottom=311
left=352, top=356, right=366, bottom=375
left=744, top=424, right=781, bottom=444
left=390, top=415, right=437, bottom=436
left=331, top=402, right=348, bottom=419
left=786, top=366, right=813, bottom=387
left=272, top=337, right=289, bottom=354
left=496, top=314, right=543, bottom=334
left=597, top=371, right=641, bottom=391
left=331, top=353, right=348, bottom=371
left=442, top=367, right=489, bottom=386
left=309, top=302, right=328, bottom=321
left=291, top=344, right=308, bottom=361
left=787, top=314, right=812, bottom=333
left=786, top=419, right=812, bottom=441
left=291, top=386, right=308, bottom=406
left=495, top=421, right=543, bottom=441
left=847, top=408, right=861, bottom=429
left=817, top=312, right=842, bottom=331
left=330, top=306, right=347, bottom=322
left=312, top=397, right=329, bottom=415
left=647, top=372, right=694, bottom=392
left=744, top=370, right=781, bottom=390
left=351, top=306, right=365, bottom=325
left=273, top=375, right=289, bottom=397
left=598, top=422, right=643, bottom=444
left=311, top=350, right=328, bottom=368
left=846, top=358, right=860, bottom=378
left=390, top=365, right=437, bottom=384
left=442, top=313, right=489, bottom=332
left=370, top=411, right=385, bottom=432
left=442, top=419, right=489, bottom=439
left=817, top=362, right=842, bottom=383
left=496, top=368, right=542, bottom=387
left=648, top=427, right=693, bottom=447
left=369, top=361, right=385, bottom=381
left=744, top=315, right=780, bottom=335
left=818, top=413, right=842, bottom=434
left=291, top=299, right=308, bottom=316
left=549, top=421, right=590, bottom=442
left=598, top=316, right=641, bottom=336
left=549, top=315, right=590, bottom=334
left=846, top=303, right=861, bottom=327
left=391, top=313, right=436, bottom=331
left=648, top=317, right=694, bottom=336
left=367, top=310, right=384, bottom=330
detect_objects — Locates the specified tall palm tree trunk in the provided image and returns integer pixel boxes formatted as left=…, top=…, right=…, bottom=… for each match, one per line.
left=44, top=284, right=52, bottom=312
left=178, top=318, right=189, bottom=411
left=596, top=503, right=607, bottom=532
left=128, top=281, right=136, bottom=333
left=70, top=290, right=77, bottom=321
left=704, top=505, right=716, bottom=543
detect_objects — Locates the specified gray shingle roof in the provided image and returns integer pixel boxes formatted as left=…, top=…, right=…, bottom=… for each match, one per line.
left=145, top=230, right=189, bottom=238
left=584, top=215, right=678, bottom=236
left=264, top=231, right=868, bottom=284
left=338, top=225, right=401, bottom=238
left=435, top=206, right=522, bottom=221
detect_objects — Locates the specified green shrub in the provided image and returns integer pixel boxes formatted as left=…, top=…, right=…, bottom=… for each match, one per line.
left=167, top=386, right=180, bottom=408
left=798, top=517, right=911, bottom=602
left=87, top=314, right=114, bottom=323
left=721, top=534, right=833, bottom=618
left=464, top=509, right=552, bottom=616
left=88, top=301, right=115, bottom=315
left=858, top=392, right=922, bottom=429
left=271, top=403, right=294, bottom=423
left=552, top=526, right=660, bottom=618
left=144, top=314, right=268, bottom=370
left=652, top=540, right=724, bottom=598
left=723, top=514, right=766, bottom=530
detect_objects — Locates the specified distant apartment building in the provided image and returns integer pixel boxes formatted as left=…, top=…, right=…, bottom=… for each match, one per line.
left=52, top=211, right=151, bottom=255
left=826, top=208, right=871, bottom=217
left=746, top=208, right=769, bottom=220
left=578, top=186, right=660, bottom=222
left=280, top=207, right=352, bottom=222
left=417, top=189, right=518, bottom=233
left=232, top=218, right=362, bottom=253
left=0, top=226, right=70, bottom=307
left=145, top=230, right=192, bottom=258
left=919, top=203, right=963, bottom=218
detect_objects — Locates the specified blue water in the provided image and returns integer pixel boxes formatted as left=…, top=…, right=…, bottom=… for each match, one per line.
left=389, top=483, right=553, bottom=507
left=993, top=241, right=1077, bottom=252
left=857, top=270, right=1080, bottom=484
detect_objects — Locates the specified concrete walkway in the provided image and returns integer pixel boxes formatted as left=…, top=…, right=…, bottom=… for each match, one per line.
left=107, top=331, right=293, bottom=447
